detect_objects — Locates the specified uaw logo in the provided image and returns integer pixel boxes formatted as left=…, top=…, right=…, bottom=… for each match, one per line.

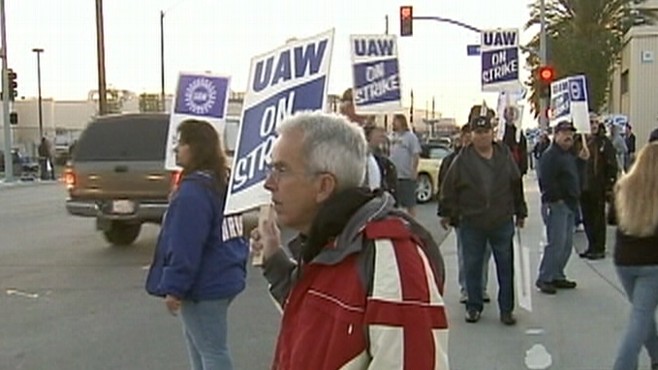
left=184, top=77, right=217, bottom=115
left=174, top=75, right=228, bottom=119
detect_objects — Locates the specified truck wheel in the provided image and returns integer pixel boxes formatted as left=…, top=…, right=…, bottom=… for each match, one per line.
left=103, top=221, right=141, bottom=246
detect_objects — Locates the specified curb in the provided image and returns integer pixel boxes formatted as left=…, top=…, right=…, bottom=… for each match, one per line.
left=0, top=179, right=64, bottom=190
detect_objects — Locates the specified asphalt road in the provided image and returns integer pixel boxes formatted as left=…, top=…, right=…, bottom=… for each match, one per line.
left=0, top=177, right=649, bottom=370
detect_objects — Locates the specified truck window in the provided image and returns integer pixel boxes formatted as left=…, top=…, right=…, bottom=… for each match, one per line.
left=74, top=116, right=169, bottom=162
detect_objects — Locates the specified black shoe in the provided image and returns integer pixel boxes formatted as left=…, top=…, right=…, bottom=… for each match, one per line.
left=535, top=281, right=557, bottom=294
left=585, top=252, right=605, bottom=260
left=552, top=279, right=577, bottom=289
left=500, top=312, right=517, bottom=326
left=465, top=310, right=481, bottom=323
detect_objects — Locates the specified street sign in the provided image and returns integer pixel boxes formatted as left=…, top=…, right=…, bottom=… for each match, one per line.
left=480, top=28, right=520, bottom=92
left=467, top=44, right=480, bottom=56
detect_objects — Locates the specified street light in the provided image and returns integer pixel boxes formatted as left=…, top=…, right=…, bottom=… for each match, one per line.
left=32, top=48, right=44, bottom=139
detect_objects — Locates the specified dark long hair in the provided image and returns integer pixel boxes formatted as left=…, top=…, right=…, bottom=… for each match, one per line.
left=177, top=119, right=229, bottom=191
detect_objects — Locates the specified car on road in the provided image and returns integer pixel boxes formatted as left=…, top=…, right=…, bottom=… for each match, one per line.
left=416, top=143, right=452, bottom=204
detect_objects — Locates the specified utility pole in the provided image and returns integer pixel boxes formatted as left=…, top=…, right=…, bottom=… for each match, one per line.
left=32, top=48, right=44, bottom=139
left=95, top=0, right=108, bottom=116
left=1, top=0, right=13, bottom=182
left=160, top=10, right=165, bottom=112
left=539, top=0, right=548, bottom=129
left=384, top=14, right=389, bottom=131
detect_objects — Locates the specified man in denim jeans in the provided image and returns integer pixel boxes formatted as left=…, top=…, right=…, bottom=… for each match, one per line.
left=440, top=105, right=527, bottom=325
left=536, top=121, right=589, bottom=294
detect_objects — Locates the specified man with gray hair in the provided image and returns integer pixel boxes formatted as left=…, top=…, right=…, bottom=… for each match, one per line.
left=250, top=111, right=449, bottom=370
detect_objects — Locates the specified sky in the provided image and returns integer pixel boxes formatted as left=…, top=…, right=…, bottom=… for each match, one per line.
left=7, top=0, right=538, bottom=126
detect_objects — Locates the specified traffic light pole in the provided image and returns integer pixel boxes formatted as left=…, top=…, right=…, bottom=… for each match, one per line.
left=412, top=16, right=481, bottom=34
left=539, top=0, right=548, bottom=130
left=1, top=0, right=13, bottom=182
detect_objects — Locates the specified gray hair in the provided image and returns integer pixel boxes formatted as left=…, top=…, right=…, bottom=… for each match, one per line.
left=277, top=111, right=367, bottom=190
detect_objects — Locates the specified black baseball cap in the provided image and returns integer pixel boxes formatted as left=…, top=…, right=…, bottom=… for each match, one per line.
left=467, top=104, right=495, bottom=131
left=554, top=120, right=577, bottom=133
left=469, top=116, right=493, bottom=130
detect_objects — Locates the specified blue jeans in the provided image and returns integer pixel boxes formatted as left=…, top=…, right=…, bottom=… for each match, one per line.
left=456, top=227, right=490, bottom=295
left=538, top=202, right=574, bottom=283
left=460, top=220, right=515, bottom=313
left=540, top=203, right=549, bottom=226
left=574, top=204, right=583, bottom=227
left=613, top=266, right=658, bottom=370
left=180, top=297, right=234, bottom=370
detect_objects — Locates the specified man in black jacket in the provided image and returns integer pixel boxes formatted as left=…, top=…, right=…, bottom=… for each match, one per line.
left=580, top=119, right=618, bottom=260
left=439, top=106, right=527, bottom=325
left=438, top=124, right=491, bottom=304
left=536, top=121, right=589, bottom=294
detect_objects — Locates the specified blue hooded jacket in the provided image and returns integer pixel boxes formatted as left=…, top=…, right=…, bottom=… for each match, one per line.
left=145, top=171, right=248, bottom=301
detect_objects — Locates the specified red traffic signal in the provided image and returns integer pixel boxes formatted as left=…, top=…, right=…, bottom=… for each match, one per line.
left=537, top=65, right=555, bottom=84
left=400, top=6, right=413, bottom=37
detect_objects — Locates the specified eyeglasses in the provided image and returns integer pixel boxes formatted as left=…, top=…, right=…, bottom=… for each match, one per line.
left=264, top=162, right=329, bottom=182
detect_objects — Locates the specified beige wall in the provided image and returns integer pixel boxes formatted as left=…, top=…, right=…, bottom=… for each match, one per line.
left=610, top=27, right=658, bottom=145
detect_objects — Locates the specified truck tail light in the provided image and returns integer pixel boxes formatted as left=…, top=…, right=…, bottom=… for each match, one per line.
left=64, top=168, right=76, bottom=189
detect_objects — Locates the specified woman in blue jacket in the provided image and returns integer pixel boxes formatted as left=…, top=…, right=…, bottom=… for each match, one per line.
left=146, top=119, right=248, bottom=370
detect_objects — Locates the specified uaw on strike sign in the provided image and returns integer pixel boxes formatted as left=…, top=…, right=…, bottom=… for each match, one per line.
left=165, top=72, right=231, bottom=170
left=224, top=29, right=335, bottom=215
left=350, top=34, right=402, bottom=114
left=481, top=28, right=520, bottom=92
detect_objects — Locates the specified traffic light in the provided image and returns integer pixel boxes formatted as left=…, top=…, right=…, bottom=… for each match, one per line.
left=537, top=65, right=555, bottom=98
left=7, top=68, right=17, bottom=100
left=9, top=112, right=17, bottom=125
left=538, top=65, right=555, bottom=83
left=400, top=6, right=413, bottom=37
